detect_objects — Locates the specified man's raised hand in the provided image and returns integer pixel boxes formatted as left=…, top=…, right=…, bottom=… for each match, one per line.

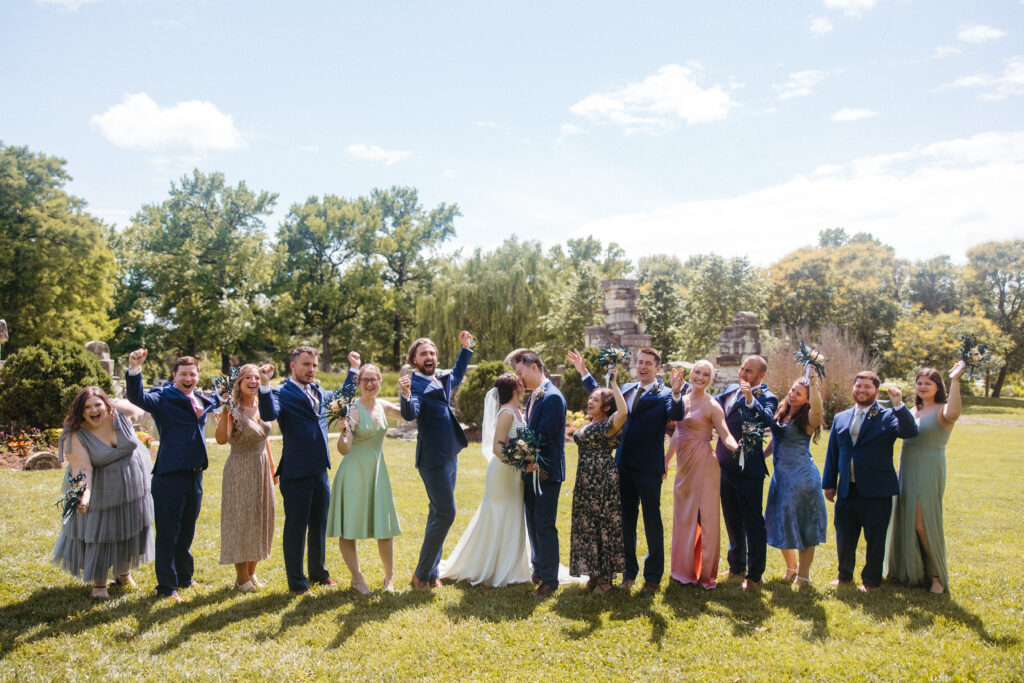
left=128, top=348, right=147, bottom=371
left=398, top=374, right=412, bottom=398
left=670, top=367, right=686, bottom=395
left=888, top=385, right=903, bottom=407
left=567, top=350, right=587, bottom=376
left=460, top=331, right=474, bottom=349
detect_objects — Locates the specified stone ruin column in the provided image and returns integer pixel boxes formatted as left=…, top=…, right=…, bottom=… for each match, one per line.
left=714, top=312, right=761, bottom=392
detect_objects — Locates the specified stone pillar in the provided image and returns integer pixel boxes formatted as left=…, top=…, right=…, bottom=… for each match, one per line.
left=714, top=312, right=762, bottom=391
left=584, top=279, right=652, bottom=380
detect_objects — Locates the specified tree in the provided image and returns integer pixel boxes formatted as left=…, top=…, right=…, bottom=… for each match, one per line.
left=884, top=307, right=1005, bottom=379
left=0, top=143, right=115, bottom=352
left=964, top=240, right=1024, bottom=396
left=121, top=170, right=276, bottom=372
left=454, top=360, right=507, bottom=428
left=538, top=261, right=604, bottom=363
left=274, top=195, right=382, bottom=371
left=907, top=255, right=961, bottom=314
left=638, top=275, right=683, bottom=359
left=367, top=187, right=460, bottom=369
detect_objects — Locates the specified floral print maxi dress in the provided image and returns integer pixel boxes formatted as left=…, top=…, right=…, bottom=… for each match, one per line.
left=569, top=417, right=625, bottom=580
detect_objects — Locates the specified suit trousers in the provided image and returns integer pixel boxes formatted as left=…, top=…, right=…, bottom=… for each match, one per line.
left=834, top=482, right=892, bottom=586
left=720, top=473, right=767, bottom=581
left=151, top=469, right=203, bottom=596
left=619, top=468, right=664, bottom=584
left=415, top=462, right=458, bottom=582
left=279, top=471, right=331, bottom=591
left=524, top=478, right=562, bottom=588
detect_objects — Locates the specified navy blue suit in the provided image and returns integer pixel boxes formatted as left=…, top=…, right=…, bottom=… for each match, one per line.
left=399, top=347, right=472, bottom=583
left=125, top=370, right=215, bottom=596
left=715, top=383, right=777, bottom=582
left=523, top=379, right=566, bottom=589
left=259, top=372, right=356, bottom=592
left=823, top=401, right=918, bottom=586
left=582, top=374, right=684, bottom=584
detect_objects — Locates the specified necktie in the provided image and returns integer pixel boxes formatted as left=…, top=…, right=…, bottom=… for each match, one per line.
left=190, top=394, right=203, bottom=419
left=632, top=386, right=646, bottom=413
left=850, top=408, right=864, bottom=443
left=306, top=384, right=320, bottom=413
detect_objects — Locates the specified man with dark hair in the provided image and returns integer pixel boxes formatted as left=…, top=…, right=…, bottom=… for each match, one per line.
left=399, top=332, right=473, bottom=590
left=715, top=355, right=777, bottom=590
left=823, top=370, right=917, bottom=591
left=568, top=346, right=686, bottom=592
left=258, top=347, right=356, bottom=595
left=126, top=349, right=216, bottom=601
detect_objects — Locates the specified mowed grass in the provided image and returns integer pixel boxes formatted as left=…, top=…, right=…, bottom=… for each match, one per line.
left=1, top=403, right=1022, bottom=680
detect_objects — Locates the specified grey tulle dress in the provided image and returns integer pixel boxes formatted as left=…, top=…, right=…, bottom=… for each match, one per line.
left=52, top=410, right=155, bottom=582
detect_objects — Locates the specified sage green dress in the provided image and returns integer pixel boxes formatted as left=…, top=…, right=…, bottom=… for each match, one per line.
left=326, top=401, right=401, bottom=540
left=886, top=409, right=951, bottom=590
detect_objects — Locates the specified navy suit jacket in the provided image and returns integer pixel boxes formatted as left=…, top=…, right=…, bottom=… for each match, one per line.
left=258, top=371, right=357, bottom=480
left=823, top=401, right=919, bottom=498
left=715, top=383, right=778, bottom=479
left=525, top=379, right=567, bottom=483
left=125, top=371, right=215, bottom=475
left=582, top=375, right=685, bottom=475
left=400, top=347, right=472, bottom=470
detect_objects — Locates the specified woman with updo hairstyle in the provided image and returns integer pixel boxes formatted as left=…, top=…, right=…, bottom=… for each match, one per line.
left=52, top=386, right=153, bottom=599
left=327, top=359, right=403, bottom=593
left=215, top=363, right=276, bottom=593
left=568, top=365, right=628, bottom=594
left=886, top=361, right=965, bottom=594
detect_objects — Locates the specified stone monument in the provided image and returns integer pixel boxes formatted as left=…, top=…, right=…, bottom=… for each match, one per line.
left=85, top=340, right=123, bottom=397
left=714, top=311, right=761, bottom=391
left=584, top=279, right=652, bottom=380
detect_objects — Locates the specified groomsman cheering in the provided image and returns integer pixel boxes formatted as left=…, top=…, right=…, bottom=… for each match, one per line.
left=125, top=350, right=215, bottom=602
left=823, top=371, right=918, bottom=591
left=258, top=347, right=356, bottom=596
left=715, top=355, right=777, bottom=590
left=571, top=347, right=686, bottom=592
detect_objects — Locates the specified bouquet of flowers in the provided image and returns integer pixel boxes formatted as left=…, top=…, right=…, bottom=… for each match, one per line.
left=596, top=346, right=630, bottom=387
left=213, top=367, right=242, bottom=408
left=57, top=470, right=87, bottom=524
left=794, top=341, right=828, bottom=380
left=500, top=426, right=548, bottom=479
left=325, top=381, right=358, bottom=428
left=734, top=417, right=766, bottom=470
left=959, top=333, right=990, bottom=381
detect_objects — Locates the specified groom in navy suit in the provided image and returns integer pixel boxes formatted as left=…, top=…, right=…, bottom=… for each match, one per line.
left=512, top=349, right=566, bottom=596
left=571, top=347, right=686, bottom=592
left=126, top=350, right=216, bottom=601
left=399, top=332, right=473, bottom=590
left=258, top=347, right=356, bottom=595
left=715, top=355, right=777, bottom=589
left=823, top=370, right=917, bottom=591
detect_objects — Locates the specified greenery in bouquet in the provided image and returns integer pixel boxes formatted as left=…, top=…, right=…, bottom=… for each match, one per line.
left=500, top=426, right=548, bottom=479
left=794, top=340, right=828, bottom=379
left=57, top=470, right=87, bottom=523
left=325, top=381, right=358, bottom=428
left=959, top=333, right=991, bottom=381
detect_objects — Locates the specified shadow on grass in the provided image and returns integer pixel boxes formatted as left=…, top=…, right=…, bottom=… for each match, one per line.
left=0, top=584, right=234, bottom=658
left=550, top=584, right=670, bottom=646
left=443, top=580, right=542, bottom=624
left=660, top=576, right=774, bottom=638
left=328, top=589, right=437, bottom=648
left=152, top=591, right=296, bottom=653
left=765, top=579, right=830, bottom=642
left=832, top=582, right=1018, bottom=647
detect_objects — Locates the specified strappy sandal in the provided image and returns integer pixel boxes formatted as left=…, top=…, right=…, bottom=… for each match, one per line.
left=784, top=568, right=798, bottom=582
left=795, top=575, right=812, bottom=587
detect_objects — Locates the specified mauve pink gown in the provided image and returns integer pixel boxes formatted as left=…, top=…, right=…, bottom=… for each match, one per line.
left=670, top=409, right=721, bottom=589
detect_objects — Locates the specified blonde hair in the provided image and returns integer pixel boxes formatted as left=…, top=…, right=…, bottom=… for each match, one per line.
left=357, top=363, right=382, bottom=388
left=691, top=359, right=715, bottom=377
left=231, top=364, right=261, bottom=407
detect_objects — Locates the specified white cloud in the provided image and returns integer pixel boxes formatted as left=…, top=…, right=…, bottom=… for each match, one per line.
left=90, top=92, right=244, bottom=151
left=576, top=131, right=1024, bottom=265
left=810, top=17, right=833, bottom=35
left=831, top=108, right=879, bottom=122
left=36, top=0, right=100, bottom=9
left=774, top=70, right=828, bottom=100
left=957, top=24, right=1007, bottom=44
left=569, top=64, right=735, bottom=134
left=930, top=46, right=962, bottom=60
left=935, top=56, right=1024, bottom=101
left=823, top=0, right=876, bottom=18
left=345, top=143, right=411, bottom=165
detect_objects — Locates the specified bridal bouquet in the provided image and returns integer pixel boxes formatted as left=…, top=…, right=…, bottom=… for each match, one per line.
left=325, top=381, right=358, bottom=428
left=958, top=333, right=990, bottom=380
left=57, top=470, right=87, bottom=523
left=597, top=346, right=630, bottom=387
left=213, top=367, right=242, bottom=411
left=734, top=417, right=766, bottom=470
left=500, top=426, right=548, bottom=479
left=794, top=341, right=828, bottom=380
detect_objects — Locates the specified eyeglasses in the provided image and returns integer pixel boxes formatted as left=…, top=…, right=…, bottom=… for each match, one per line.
left=359, top=378, right=381, bottom=385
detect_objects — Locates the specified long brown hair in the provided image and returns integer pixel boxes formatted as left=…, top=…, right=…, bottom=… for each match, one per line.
left=774, top=381, right=822, bottom=443
left=64, top=386, right=114, bottom=432
left=914, top=367, right=948, bottom=409
left=231, top=364, right=261, bottom=407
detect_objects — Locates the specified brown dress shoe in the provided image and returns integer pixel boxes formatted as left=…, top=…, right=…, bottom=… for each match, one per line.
left=741, top=579, right=763, bottom=590
left=642, top=582, right=659, bottom=593
left=313, top=577, right=336, bottom=587
left=532, top=583, right=555, bottom=597
left=410, top=575, right=432, bottom=590
left=433, top=579, right=443, bottom=589
left=531, top=575, right=542, bottom=585
left=620, top=579, right=635, bottom=590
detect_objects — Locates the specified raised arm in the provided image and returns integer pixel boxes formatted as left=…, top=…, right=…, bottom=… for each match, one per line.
left=708, top=401, right=739, bottom=452
left=607, top=367, right=628, bottom=436
left=886, top=386, right=919, bottom=439
left=398, top=374, right=419, bottom=421
left=568, top=350, right=600, bottom=394
left=806, top=378, right=823, bottom=436
left=125, top=348, right=160, bottom=413
left=666, top=367, right=686, bottom=421
left=257, top=364, right=280, bottom=422
left=111, top=399, right=146, bottom=422
left=940, top=360, right=965, bottom=427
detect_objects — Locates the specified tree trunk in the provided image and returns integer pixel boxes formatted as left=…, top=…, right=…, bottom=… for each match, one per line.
left=990, top=365, right=1007, bottom=398
left=320, top=334, right=332, bottom=373
left=221, top=353, right=231, bottom=375
left=392, top=309, right=402, bottom=371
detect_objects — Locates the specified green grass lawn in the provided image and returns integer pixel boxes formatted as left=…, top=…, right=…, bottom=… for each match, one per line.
left=2, top=418, right=1022, bottom=680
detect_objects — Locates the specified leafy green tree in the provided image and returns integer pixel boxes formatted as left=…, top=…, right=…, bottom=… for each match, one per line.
left=559, top=346, right=603, bottom=412
left=818, top=227, right=849, bottom=248
left=538, top=261, right=604, bottom=363
left=0, top=339, right=113, bottom=429
left=964, top=240, right=1024, bottom=396
left=121, top=170, right=276, bottom=372
left=884, top=307, right=1004, bottom=379
left=0, top=143, right=115, bottom=352
left=367, top=187, right=460, bottom=369
left=907, top=256, right=961, bottom=314
left=638, top=275, right=683, bottom=360
left=454, top=360, right=507, bottom=428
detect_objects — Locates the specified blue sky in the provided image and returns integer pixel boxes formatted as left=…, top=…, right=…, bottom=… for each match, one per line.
left=2, top=0, right=1022, bottom=265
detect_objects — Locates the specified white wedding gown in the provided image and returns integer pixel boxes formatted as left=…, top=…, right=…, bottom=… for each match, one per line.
left=439, top=405, right=587, bottom=587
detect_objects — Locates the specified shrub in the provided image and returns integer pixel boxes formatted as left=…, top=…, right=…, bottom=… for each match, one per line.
left=560, top=347, right=604, bottom=413
left=0, top=339, right=114, bottom=429
left=455, top=360, right=508, bottom=428
left=763, top=323, right=879, bottom=426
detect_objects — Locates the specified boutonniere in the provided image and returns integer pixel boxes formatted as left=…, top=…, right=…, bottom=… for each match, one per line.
left=751, top=385, right=764, bottom=398
left=868, top=404, right=879, bottom=420
left=653, top=380, right=665, bottom=394
left=533, top=387, right=546, bottom=401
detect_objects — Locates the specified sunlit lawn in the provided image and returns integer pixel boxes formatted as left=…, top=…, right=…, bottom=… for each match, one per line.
left=1, top=397, right=1021, bottom=680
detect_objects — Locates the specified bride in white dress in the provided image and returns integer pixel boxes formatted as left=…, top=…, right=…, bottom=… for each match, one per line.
left=439, top=373, right=532, bottom=586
